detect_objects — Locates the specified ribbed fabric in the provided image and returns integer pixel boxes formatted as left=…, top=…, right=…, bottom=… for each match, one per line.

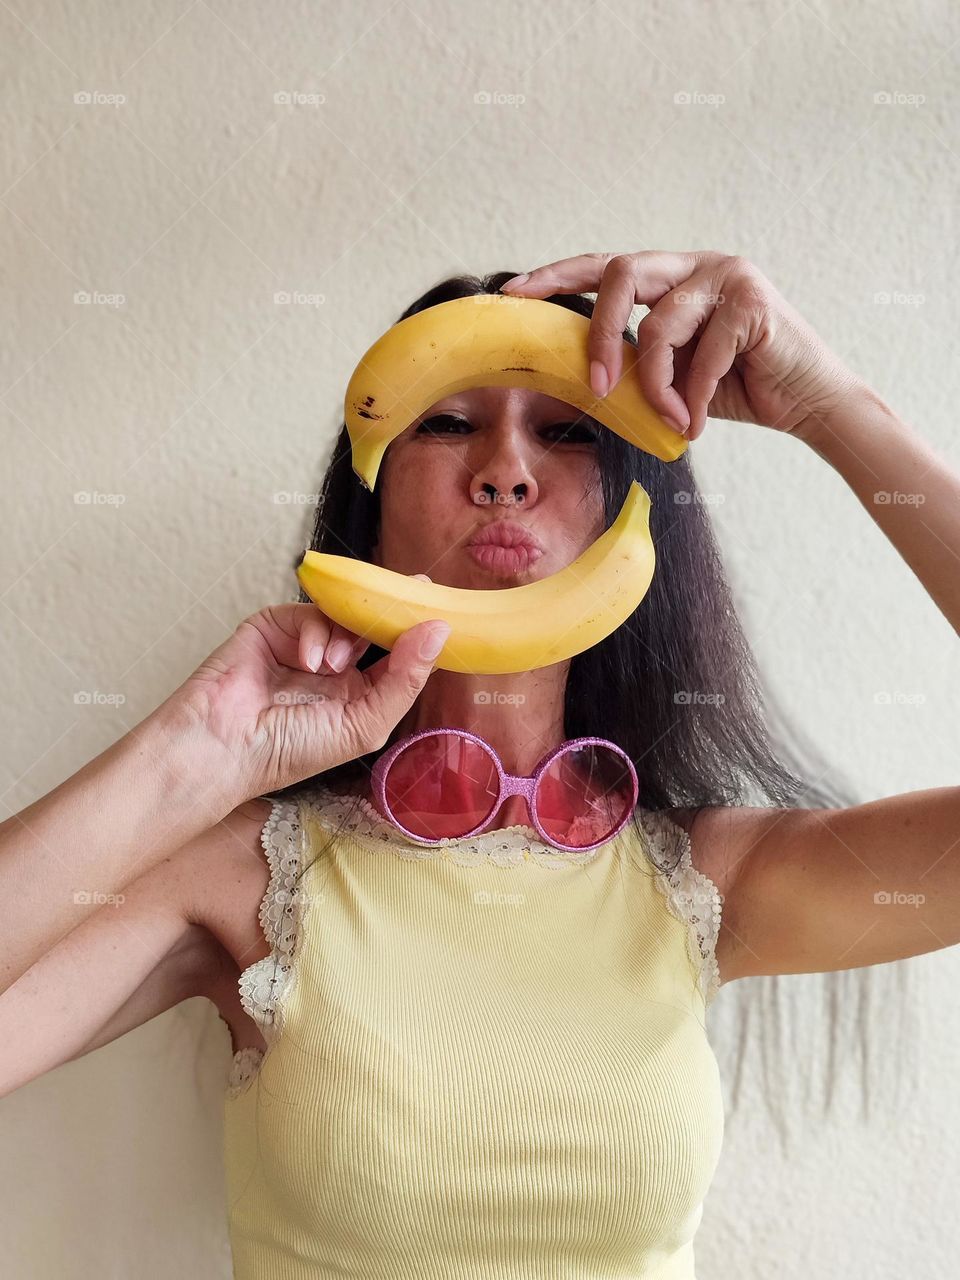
left=223, top=791, right=724, bottom=1279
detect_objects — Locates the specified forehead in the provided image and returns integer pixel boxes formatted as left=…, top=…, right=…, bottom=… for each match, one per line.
left=421, top=385, right=581, bottom=418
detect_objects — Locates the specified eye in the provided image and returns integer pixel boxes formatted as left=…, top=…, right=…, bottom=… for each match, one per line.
left=415, top=414, right=473, bottom=435
left=413, top=415, right=599, bottom=443
left=541, top=420, right=599, bottom=444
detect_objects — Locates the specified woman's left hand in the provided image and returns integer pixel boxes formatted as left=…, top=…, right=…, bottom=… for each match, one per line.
left=499, top=250, right=869, bottom=443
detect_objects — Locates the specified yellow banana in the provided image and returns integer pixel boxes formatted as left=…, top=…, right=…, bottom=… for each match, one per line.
left=296, top=480, right=654, bottom=675
left=344, top=293, right=687, bottom=491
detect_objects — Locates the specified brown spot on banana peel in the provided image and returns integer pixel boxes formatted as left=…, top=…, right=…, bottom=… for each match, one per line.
left=356, top=395, right=383, bottom=421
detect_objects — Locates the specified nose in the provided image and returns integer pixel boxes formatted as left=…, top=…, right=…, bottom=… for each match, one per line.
left=467, top=424, right=540, bottom=510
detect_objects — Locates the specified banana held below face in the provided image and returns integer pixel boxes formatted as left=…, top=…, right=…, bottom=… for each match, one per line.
left=344, top=293, right=687, bottom=493
left=296, top=481, right=655, bottom=676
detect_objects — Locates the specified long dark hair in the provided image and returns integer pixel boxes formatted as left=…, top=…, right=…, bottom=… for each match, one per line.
left=255, top=272, right=912, bottom=1145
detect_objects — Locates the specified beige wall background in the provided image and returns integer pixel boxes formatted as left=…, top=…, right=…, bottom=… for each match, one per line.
left=2, top=1, right=958, bottom=1275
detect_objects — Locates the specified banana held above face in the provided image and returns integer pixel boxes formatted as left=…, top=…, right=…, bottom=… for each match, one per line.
left=296, top=293, right=687, bottom=675
left=344, top=293, right=687, bottom=492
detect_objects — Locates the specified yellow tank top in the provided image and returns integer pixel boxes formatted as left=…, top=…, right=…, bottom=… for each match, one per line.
left=223, top=784, right=725, bottom=1279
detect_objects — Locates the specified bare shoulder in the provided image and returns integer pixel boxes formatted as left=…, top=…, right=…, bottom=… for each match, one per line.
left=179, top=796, right=286, bottom=1055
left=660, top=804, right=745, bottom=902
left=113, top=796, right=279, bottom=1005
left=665, top=803, right=817, bottom=986
left=665, top=802, right=805, bottom=906
left=185, top=797, right=278, bottom=975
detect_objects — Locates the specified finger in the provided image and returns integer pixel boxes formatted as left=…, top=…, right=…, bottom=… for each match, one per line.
left=299, top=608, right=374, bottom=676
left=239, top=604, right=331, bottom=674
left=500, top=251, right=711, bottom=398
left=345, top=620, right=450, bottom=754
left=680, top=306, right=742, bottom=440
left=321, top=622, right=367, bottom=674
left=298, top=608, right=336, bottom=673
left=585, top=255, right=640, bottom=395
left=500, top=250, right=707, bottom=300
left=634, top=277, right=724, bottom=431
left=501, top=254, right=613, bottom=296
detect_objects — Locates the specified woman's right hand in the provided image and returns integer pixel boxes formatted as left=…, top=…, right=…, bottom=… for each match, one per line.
left=160, top=579, right=449, bottom=802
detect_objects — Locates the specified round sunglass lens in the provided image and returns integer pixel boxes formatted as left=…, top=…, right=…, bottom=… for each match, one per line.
left=535, top=744, right=635, bottom=847
left=384, top=733, right=499, bottom=840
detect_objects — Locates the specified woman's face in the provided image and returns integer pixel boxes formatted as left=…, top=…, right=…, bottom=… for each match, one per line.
left=371, top=386, right=606, bottom=587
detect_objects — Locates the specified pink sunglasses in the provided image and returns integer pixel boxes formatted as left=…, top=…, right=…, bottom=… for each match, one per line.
left=370, top=726, right=639, bottom=853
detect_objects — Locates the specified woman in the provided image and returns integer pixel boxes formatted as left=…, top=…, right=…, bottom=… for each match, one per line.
left=1, top=250, right=957, bottom=1278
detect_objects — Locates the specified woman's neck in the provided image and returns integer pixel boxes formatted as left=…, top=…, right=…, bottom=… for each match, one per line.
left=354, top=662, right=572, bottom=828
left=394, top=663, right=569, bottom=776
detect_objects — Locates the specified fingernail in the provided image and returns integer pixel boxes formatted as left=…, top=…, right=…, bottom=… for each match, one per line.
left=501, top=273, right=529, bottom=291
left=419, top=625, right=450, bottom=661
left=590, top=360, right=609, bottom=398
left=325, top=639, right=352, bottom=671
left=306, top=644, right=322, bottom=672
left=663, top=416, right=688, bottom=435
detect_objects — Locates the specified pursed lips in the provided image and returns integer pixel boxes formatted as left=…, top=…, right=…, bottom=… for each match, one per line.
left=466, top=521, right=545, bottom=574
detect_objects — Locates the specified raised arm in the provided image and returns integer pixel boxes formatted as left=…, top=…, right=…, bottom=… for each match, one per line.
left=0, top=705, right=237, bottom=997
left=697, top=785, right=960, bottom=982
left=0, top=601, right=450, bottom=996
left=0, top=799, right=271, bottom=1100
left=713, top=332, right=960, bottom=977
left=497, top=251, right=960, bottom=985
left=797, top=386, right=960, bottom=639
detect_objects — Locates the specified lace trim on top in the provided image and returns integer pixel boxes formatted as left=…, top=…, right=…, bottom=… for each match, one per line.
left=638, top=809, right=724, bottom=1006
left=226, top=797, right=305, bottom=1099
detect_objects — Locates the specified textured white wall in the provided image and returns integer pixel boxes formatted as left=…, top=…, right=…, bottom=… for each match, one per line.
left=1, top=1, right=958, bottom=1276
